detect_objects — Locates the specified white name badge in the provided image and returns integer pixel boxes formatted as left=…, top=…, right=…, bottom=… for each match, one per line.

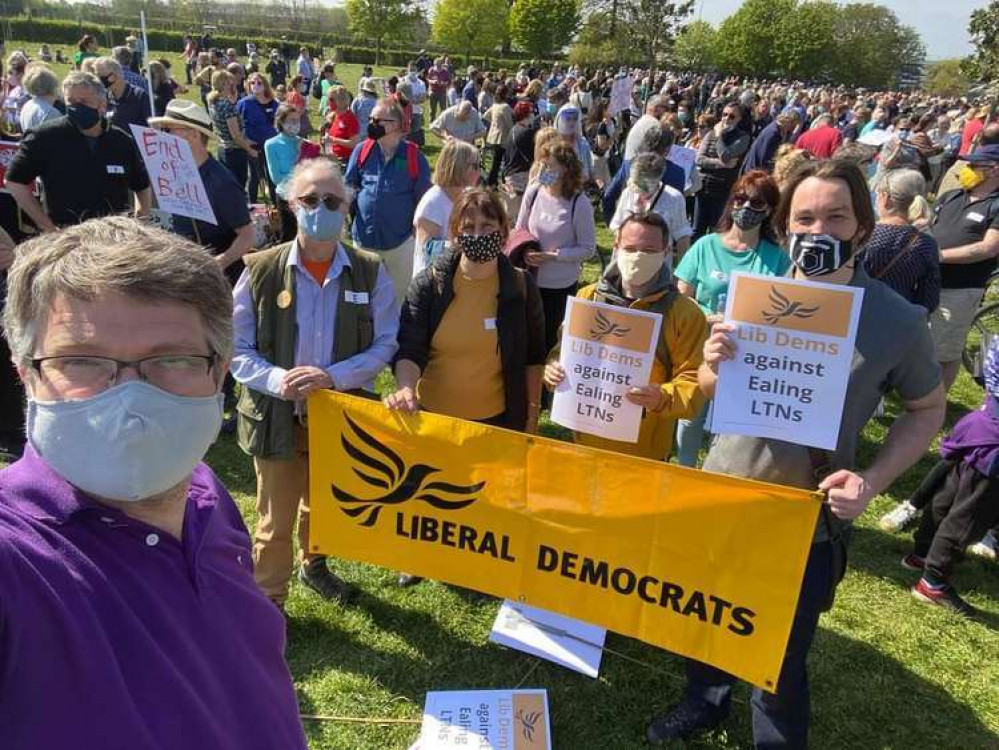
left=967, top=212, right=986, bottom=223
left=345, top=291, right=369, bottom=304
left=484, top=317, right=497, bottom=330
left=106, top=164, right=125, bottom=174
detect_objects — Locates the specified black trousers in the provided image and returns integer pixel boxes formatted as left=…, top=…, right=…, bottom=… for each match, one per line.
left=912, top=458, right=999, bottom=582
left=540, top=283, right=576, bottom=354
left=485, top=144, right=505, bottom=187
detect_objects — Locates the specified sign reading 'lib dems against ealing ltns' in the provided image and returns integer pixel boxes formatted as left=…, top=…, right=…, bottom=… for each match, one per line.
left=712, top=272, right=863, bottom=451
left=416, top=690, right=551, bottom=750
left=130, top=125, right=217, bottom=225
left=550, top=296, right=662, bottom=443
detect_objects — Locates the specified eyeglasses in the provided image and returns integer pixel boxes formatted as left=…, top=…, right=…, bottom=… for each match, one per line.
left=733, top=195, right=769, bottom=211
left=31, top=354, right=218, bottom=399
left=370, top=117, right=396, bottom=126
left=297, top=193, right=344, bottom=211
left=723, top=112, right=738, bottom=120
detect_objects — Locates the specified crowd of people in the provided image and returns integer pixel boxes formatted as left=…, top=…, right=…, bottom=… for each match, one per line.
left=0, top=33, right=998, bottom=749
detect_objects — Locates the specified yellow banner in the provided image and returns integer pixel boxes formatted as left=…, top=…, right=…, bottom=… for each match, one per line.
left=308, top=392, right=821, bottom=691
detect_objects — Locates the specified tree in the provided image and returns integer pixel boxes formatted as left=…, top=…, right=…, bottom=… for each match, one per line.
left=965, top=0, right=999, bottom=83
left=925, top=59, right=972, bottom=98
left=618, top=0, right=694, bottom=76
left=568, top=10, right=642, bottom=67
left=345, top=0, right=418, bottom=65
left=714, top=0, right=795, bottom=77
left=670, top=19, right=717, bottom=72
left=829, top=3, right=924, bottom=89
left=510, top=0, right=580, bottom=58
left=775, top=0, right=838, bottom=81
left=432, top=0, right=509, bottom=61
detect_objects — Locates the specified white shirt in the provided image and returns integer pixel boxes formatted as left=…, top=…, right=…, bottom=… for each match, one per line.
left=407, top=74, right=427, bottom=114
left=18, top=97, right=60, bottom=133
left=609, top=183, right=692, bottom=262
left=412, top=186, right=454, bottom=277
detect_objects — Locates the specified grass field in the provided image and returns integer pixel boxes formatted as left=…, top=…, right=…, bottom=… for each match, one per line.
left=8, top=40, right=999, bottom=749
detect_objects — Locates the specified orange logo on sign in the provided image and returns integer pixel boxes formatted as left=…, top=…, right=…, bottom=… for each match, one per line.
left=568, top=301, right=657, bottom=353
left=731, top=277, right=853, bottom=337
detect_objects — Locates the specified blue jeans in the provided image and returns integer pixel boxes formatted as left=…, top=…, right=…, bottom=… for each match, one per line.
left=683, top=541, right=834, bottom=749
left=218, top=147, right=248, bottom=195
left=676, top=400, right=710, bottom=468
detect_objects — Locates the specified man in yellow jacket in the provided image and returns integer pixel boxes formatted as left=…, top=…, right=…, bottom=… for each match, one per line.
left=544, top=212, right=708, bottom=460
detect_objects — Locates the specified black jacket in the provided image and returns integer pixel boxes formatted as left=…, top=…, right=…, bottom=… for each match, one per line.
left=396, top=248, right=546, bottom=431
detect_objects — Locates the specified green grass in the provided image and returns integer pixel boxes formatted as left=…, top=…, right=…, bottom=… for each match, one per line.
left=11, top=38, right=999, bottom=749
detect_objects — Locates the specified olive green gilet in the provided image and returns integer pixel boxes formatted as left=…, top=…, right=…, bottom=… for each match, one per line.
left=236, top=241, right=380, bottom=459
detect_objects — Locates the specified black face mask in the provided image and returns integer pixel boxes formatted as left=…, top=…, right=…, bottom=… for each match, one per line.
left=66, top=103, right=102, bottom=131
left=367, top=121, right=387, bottom=140
left=458, top=231, right=504, bottom=263
left=788, top=233, right=854, bottom=277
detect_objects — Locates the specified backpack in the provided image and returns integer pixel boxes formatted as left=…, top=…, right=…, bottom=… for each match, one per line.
left=357, top=138, right=420, bottom=181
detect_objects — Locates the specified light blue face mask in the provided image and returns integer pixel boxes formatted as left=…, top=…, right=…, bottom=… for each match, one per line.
left=296, top=204, right=344, bottom=242
left=27, top=380, right=223, bottom=502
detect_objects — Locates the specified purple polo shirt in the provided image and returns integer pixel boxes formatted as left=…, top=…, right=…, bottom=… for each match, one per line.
left=0, top=447, right=308, bottom=750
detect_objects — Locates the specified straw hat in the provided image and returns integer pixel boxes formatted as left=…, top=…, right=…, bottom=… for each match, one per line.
left=148, top=98, right=214, bottom=139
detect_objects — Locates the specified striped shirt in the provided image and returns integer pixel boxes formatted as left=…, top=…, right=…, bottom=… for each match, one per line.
left=862, top=223, right=940, bottom=313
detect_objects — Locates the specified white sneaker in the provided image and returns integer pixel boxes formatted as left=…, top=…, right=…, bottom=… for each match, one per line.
left=967, top=530, right=998, bottom=561
left=878, top=500, right=920, bottom=532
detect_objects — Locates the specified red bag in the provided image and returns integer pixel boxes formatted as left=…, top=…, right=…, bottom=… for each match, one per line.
left=504, top=227, right=542, bottom=274
left=298, top=139, right=322, bottom=162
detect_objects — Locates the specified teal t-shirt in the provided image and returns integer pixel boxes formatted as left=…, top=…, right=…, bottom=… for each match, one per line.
left=674, top=233, right=791, bottom=314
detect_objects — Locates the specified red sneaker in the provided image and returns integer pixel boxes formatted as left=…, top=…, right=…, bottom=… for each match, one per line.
left=911, top=578, right=977, bottom=618
left=900, top=553, right=925, bottom=571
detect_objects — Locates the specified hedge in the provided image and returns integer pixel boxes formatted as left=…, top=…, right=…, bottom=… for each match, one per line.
left=5, top=18, right=556, bottom=71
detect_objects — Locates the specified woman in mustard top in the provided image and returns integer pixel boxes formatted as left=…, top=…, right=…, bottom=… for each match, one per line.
left=385, top=188, right=546, bottom=587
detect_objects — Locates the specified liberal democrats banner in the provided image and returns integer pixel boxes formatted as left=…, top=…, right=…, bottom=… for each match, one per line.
left=308, top=392, right=821, bottom=692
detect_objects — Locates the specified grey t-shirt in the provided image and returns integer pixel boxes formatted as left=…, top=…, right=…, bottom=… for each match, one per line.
left=703, top=268, right=941, bottom=539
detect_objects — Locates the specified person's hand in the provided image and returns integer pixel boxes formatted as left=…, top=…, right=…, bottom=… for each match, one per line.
left=526, top=251, right=555, bottom=266
left=714, top=121, right=724, bottom=136
left=279, top=367, right=333, bottom=400
left=819, top=470, right=876, bottom=520
left=625, top=384, right=664, bottom=410
left=247, top=146, right=259, bottom=159
left=543, top=362, right=566, bottom=389
left=703, top=322, right=737, bottom=373
left=383, top=386, right=419, bottom=413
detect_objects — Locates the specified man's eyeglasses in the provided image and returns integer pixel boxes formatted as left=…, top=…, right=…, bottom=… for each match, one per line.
left=31, top=354, right=218, bottom=399
left=297, top=193, right=344, bottom=211
left=732, top=195, right=769, bottom=211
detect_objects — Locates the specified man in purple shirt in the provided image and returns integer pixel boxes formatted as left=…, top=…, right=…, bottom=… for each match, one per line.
left=0, top=216, right=307, bottom=749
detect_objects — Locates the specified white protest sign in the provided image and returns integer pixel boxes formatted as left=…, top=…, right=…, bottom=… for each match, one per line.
left=417, top=689, right=551, bottom=750
left=551, top=296, right=662, bottom=443
left=711, top=272, right=863, bottom=450
left=669, top=145, right=697, bottom=183
left=130, top=125, right=217, bottom=225
left=490, top=600, right=606, bottom=679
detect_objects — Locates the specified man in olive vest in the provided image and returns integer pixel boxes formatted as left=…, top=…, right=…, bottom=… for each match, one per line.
left=232, top=157, right=399, bottom=608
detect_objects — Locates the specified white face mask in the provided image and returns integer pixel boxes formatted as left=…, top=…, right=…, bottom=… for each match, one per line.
left=282, top=120, right=300, bottom=136
left=617, top=250, right=664, bottom=288
left=27, top=381, right=223, bottom=502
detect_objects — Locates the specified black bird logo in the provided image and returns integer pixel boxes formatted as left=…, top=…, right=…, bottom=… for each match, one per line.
left=516, top=709, right=542, bottom=743
left=762, top=286, right=821, bottom=325
left=589, top=310, right=631, bottom=340
left=331, top=412, right=485, bottom=527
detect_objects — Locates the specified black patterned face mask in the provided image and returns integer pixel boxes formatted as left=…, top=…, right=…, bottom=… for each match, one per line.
left=457, top=231, right=504, bottom=263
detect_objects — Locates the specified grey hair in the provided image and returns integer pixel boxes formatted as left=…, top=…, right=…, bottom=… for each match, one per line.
left=112, top=45, right=133, bottom=68
left=23, top=64, right=59, bottom=98
left=637, top=122, right=674, bottom=156
left=873, top=168, right=930, bottom=223
left=2, top=217, right=234, bottom=366
left=646, top=95, right=669, bottom=113
left=93, top=56, right=123, bottom=78
left=287, top=156, right=351, bottom=203
left=61, top=70, right=106, bottom=101
left=630, top=153, right=666, bottom=186
left=375, top=96, right=405, bottom=127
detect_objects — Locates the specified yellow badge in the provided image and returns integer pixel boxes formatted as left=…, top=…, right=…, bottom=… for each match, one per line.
left=276, top=290, right=292, bottom=309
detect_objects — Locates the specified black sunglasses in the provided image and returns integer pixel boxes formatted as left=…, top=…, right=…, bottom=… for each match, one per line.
left=298, top=193, right=344, bottom=211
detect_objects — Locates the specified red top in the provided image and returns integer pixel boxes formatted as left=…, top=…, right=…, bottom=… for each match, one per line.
left=327, top=110, right=360, bottom=161
left=795, top=124, right=843, bottom=159
left=302, top=258, right=332, bottom=286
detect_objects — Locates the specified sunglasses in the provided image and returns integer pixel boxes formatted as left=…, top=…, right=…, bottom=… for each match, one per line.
left=370, top=117, right=397, bottom=125
left=723, top=112, right=738, bottom=120
left=733, top=195, right=769, bottom=211
left=298, top=193, right=344, bottom=211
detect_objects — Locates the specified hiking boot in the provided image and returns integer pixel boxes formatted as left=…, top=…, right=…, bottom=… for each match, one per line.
left=298, top=561, right=358, bottom=604
left=911, top=578, right=977, bottom=618
left=396, top=573, right=424, bottom=587
left=967, top=530, right=998, bottom=562
left=879, top=500, right=919, bottom=532
left=900, top=553, right=926, bottom=571
left=646, top=700, right=727, bottom=744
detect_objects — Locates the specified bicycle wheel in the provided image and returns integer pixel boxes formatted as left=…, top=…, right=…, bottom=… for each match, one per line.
left=962, top=302, right=999, bottom=380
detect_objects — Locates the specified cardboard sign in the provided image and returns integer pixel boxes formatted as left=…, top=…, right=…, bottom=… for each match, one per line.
left=490, top=601, right=605, bottom=678
left=418, top=690, right=551, bottom=750
left=0, top=142, right=18, bottom=188
left=550, top=296, right=662, bottom=443
left=309, top=392, right=821, bottom=691
left=712, top=272, right=864, bottom=450
left=130, top=125, right=217, bottom=225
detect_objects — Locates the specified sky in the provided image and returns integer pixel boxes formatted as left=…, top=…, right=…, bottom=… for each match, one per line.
left=694, top=0, right=977, bottom=61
